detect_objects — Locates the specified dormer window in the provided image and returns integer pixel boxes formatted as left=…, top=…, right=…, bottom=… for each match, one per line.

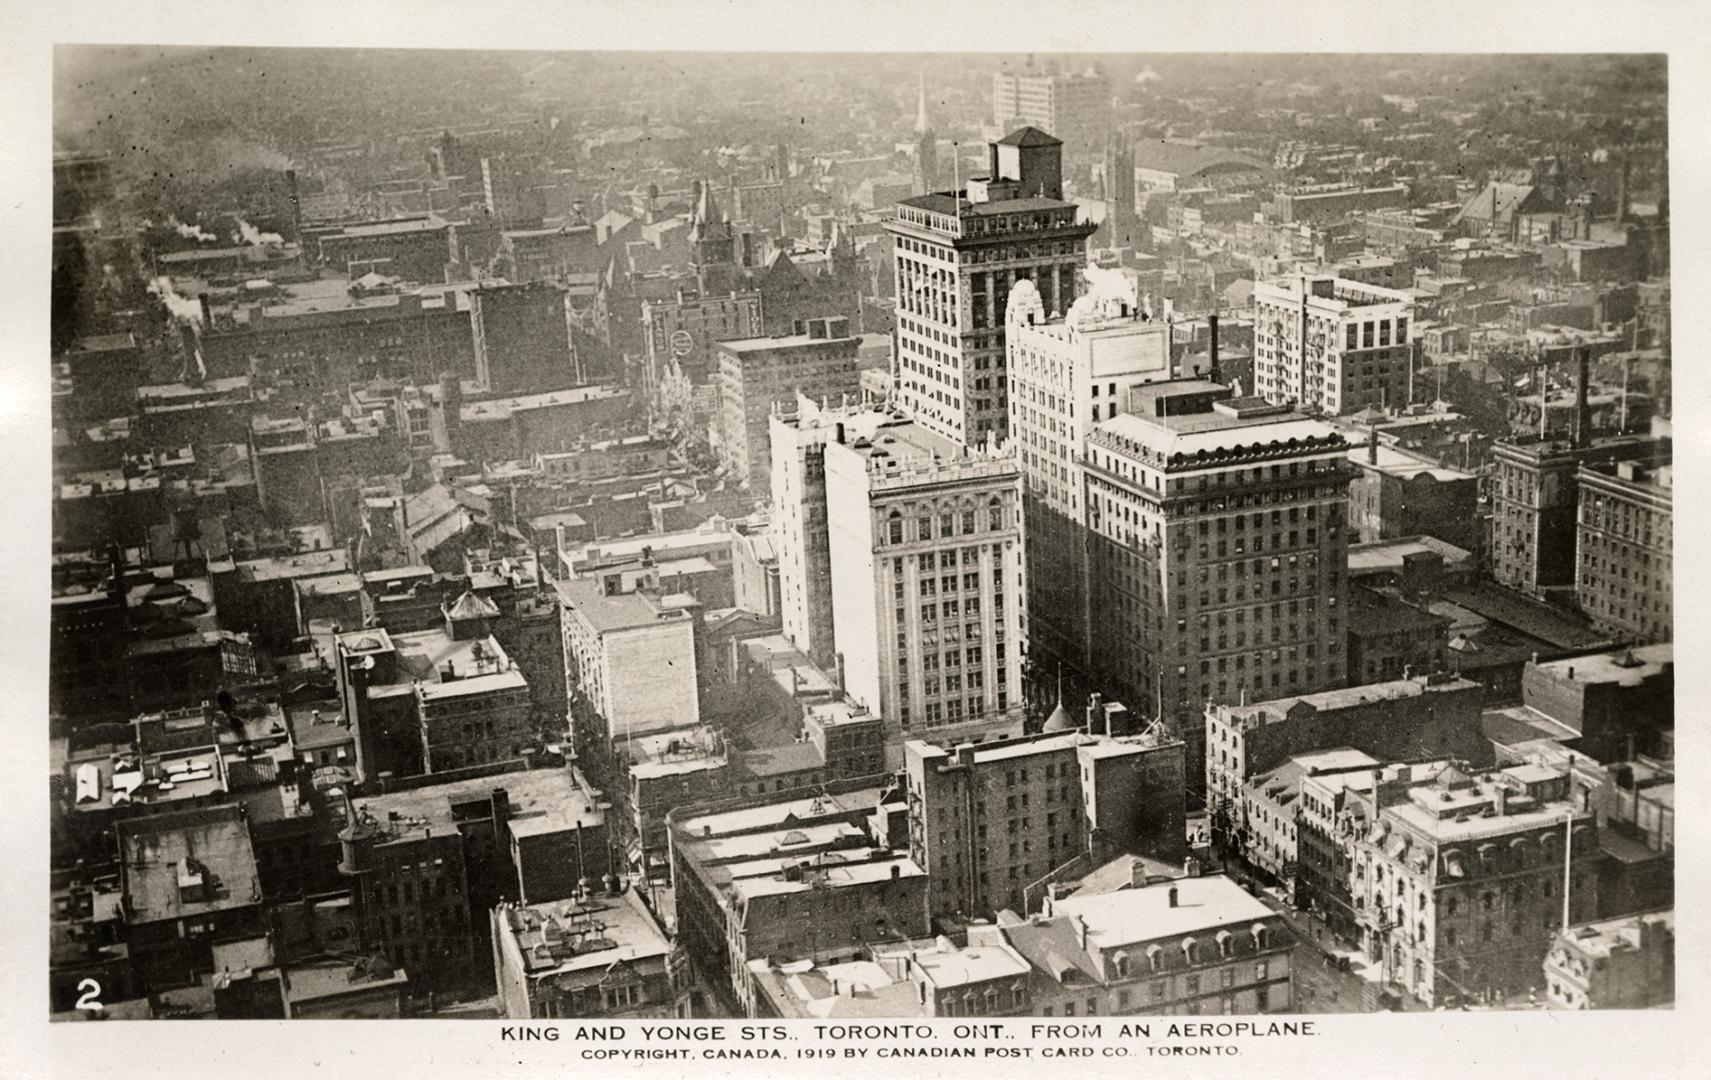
left=1251, top=923, right=1270, bottom=950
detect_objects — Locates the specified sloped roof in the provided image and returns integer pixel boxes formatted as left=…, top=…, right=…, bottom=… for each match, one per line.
left=1454, top=182, right=1547, bottom=224
left=1132, top=139, right=1267, bottom=179
left=997, top=126, right=1062, bottom=148
left=1042, top=701, right=1077, bottom=732
left=446, top=590, right=500, bottom=621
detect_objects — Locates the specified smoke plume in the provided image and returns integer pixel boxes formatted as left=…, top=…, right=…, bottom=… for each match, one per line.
left=169, top=215, right=218, bottom=243
left=148, top=276, right=204, bottom=324
left=233, top=218, right=285, bottom=246
left=1065, top=262, right=1140, bottom=325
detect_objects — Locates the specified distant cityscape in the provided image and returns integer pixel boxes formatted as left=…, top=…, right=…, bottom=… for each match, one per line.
left=48, top=48, right=1671, bottom=1021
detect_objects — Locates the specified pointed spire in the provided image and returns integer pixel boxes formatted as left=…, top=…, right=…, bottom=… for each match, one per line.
left=699, top=178, right=725, bottom=225
left=915, top=73, right=931, bottom=135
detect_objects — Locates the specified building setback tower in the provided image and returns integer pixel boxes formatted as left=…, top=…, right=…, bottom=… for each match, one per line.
left=823, top=415, right=1026, bottom=741
left=1082, top=382, right=1351, bottom=805
left=887, top=128, right=1097, bottom=448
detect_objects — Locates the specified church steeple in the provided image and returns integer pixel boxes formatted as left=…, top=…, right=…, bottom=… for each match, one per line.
left=688, top=178, right=729, bottom=243
left=689, top=178, right=738, bottom=295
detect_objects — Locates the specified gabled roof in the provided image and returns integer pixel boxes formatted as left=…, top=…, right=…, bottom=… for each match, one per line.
left=1454, top=182, right=1549, bottom=224
left=997, top=126, right=1062, bottom=148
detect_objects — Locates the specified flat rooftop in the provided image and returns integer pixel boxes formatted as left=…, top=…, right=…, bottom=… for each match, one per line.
left=460, top=385, right=627, bottom=421
left=625, top=728, right=728, bottom=778
left=752, top=958, right=923, bottom=1019
left=388, top=628, right=514, bottom=686
left=1349, top=442, right=1473, bottom=482
left=1098, top=407, right=1339, bottom=461
left=1249, top=748, right=1380, bottom=803
left=498, top=887, right=670, bottom=977
left=1387, top=788, right=1579, bottom=844
left=119, top=807, right=261, bottom=924
left=906, top=939, right=1032, bottom=989
left=354, top=767, right=601, bottom=845
left=282, top=959, right=409, bottom=1004
left=326, top=216, right=448, bottom=238
left=553, top=577, right=672, bottom=634
left=1052, top=874, right=1277, bottom=948
left=733, top=851, right=926, bottom=900
left=1216, top=673, right=1481, bottom=726
left=1348, top=535, right=1474, bottom=575
left=719, top=332, right=856, bottom=353
left=1533, top=643, right=1671, bottom=686
left=675, top=785, right=887, bottom=839
left=1558, top=910, right=1673, bottom=959
left=236, top=549, right=351, bottom=584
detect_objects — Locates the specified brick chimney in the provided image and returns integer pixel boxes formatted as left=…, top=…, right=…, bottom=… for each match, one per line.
left=1573, top=346, right=1593, bottom=450
left=1208, top=313, right=1221, bottom=385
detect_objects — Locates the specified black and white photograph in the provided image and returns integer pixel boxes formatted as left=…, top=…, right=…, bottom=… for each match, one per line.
left=4, top=2, right=1703, bottom=1076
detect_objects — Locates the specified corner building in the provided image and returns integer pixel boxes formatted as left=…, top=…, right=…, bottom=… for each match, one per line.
left=887, top=127, right=1097, bottom=447
left=1083, top=382, right=1351, bottom=806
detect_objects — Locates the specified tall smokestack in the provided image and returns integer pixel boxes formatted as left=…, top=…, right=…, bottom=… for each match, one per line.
left=1616, top=155, right=1631, bottom=223
left=1208, top=313, right=1221, bottom=385
left=1368, top=427, right=1380, bottom=466
left=198, top=293, right=213, bottom=328
left=177, top=322, right=206, bottom=385
left=1573, top=346, right=1592, bottom=450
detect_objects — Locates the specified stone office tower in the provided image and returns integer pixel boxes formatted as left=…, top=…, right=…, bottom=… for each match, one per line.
left=887, top=127, right=1097, bottom=448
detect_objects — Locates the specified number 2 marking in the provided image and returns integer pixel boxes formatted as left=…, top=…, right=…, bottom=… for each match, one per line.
left=76, top=978, right=103, bottom=1012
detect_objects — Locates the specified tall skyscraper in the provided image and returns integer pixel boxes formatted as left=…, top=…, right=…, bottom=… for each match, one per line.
left=770, top=396, right=891, bottom=672
left=1251, top=274, right=1415, bottom=416
left=823, top=415, right=1026, bottom=741
left=913, top=75, right=938, bottom=196
left=715, top=316, right=861, bottom=495
left=1005, top=271, right=1170, bottom=702
left=992, top=68, right=1112, bottom=157
left=1082, top=382, right=1352, bottom=805
left=887, top=128, right=1097, bottom=447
